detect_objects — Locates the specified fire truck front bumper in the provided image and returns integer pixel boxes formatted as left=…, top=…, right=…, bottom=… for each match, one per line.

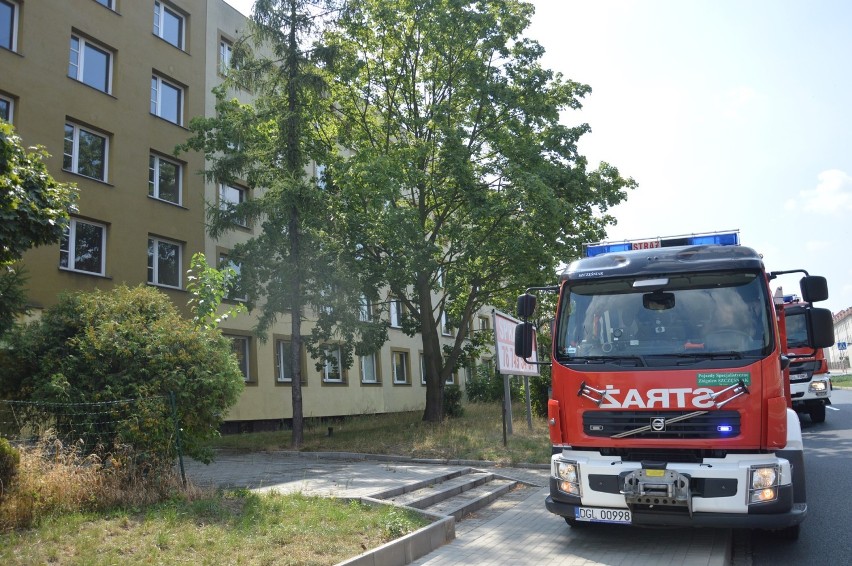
left=546, top=449, right=806, bottom=530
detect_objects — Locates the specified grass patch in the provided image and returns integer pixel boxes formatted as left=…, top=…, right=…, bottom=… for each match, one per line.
left=0, top=490, right=429, bottom=565
left=832, top=373, right=852, bottom=385
left=0, top=438, right=428, bottom=564
left=209, top=401, right=551, bottom=466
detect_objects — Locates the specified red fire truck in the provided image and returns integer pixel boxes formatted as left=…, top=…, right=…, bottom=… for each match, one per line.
left=515, top=231, right=834, bottom=539
left=780, top=292, right=832, bottom=422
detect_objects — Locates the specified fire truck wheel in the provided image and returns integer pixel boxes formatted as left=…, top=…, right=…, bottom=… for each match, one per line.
left=564, top=517, right=585, bottom=528
left=809, top=404, right=826, bottom=423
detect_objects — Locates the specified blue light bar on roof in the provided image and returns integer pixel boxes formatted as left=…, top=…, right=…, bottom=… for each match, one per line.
left=584, top=230, right=740, bottom=257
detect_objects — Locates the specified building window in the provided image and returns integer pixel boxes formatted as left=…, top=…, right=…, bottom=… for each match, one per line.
left=219, top=38, right=233, bottom=75
left=147, top=237, right=181, bottom=288
left=275, top=339, right=293, bottom=382
left=441, top=311, right=452, bottom=336
left=392, top=350, right=409, bottom=384
left=420, top=353, right=426, bottom=385
left=219, top=183, right=247, bottom=226
left=390, top=297, right=403, bottom=328
left=1, top=0, right=18, bottom=52
left=0, top=94, right=11, bottom=122
left=148, top=153, right=182, bottom=205
left=360, top=353, right=377, bottom=383
left=323, top=346, right=343, bottom=383
left=153, top=1, right=184, bottom=49
left=359, top=294, right=372, bottom=322
left=69, top=35, right=112, bottom=93
left=95, top=0, right=114, bottom=9
left=60, top=219, right=106, bottom=275
left=228, top=335, right=250, bottom=382
left=218, top=253, right=245, bottom=301
left=63, top=123, right=108, bottom=181
left=151, top=75, right=183, bottom=125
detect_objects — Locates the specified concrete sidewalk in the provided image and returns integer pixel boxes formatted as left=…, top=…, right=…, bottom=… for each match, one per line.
left=182, top=451, right=731, bottom=566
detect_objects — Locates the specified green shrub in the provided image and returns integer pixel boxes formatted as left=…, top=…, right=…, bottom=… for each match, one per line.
left=0, top=437, right=20, bottom=497
left=443, top=384, right=464, bottom=418
left=0, top=285, right=244, bottom=468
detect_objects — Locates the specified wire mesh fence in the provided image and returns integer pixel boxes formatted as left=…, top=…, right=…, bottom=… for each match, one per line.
left=0, top=394, right=185, bottom=482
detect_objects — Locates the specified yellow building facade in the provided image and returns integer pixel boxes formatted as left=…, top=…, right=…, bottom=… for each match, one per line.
left=2, top=0, right=492, bottom=432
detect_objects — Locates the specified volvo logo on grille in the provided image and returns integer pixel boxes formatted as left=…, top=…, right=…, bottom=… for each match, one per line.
left=650, top=417, right=666, bottom=432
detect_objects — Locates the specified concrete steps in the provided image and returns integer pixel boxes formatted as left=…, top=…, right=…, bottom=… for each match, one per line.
left=371, top=467, right=525, bottom=522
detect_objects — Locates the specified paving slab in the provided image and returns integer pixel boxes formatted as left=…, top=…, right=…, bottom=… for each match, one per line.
left=182, top=451, right=731, bottom=566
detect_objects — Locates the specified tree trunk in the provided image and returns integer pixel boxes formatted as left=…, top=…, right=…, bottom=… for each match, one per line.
left=286, top=0, right=304, bottom=448
left=419, top=277, right=444, bottom=422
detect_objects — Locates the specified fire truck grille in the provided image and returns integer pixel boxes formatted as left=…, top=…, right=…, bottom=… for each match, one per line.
left=583, top=410, right=741, bottom=439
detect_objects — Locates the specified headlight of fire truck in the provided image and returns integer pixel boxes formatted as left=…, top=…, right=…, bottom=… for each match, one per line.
left=748, top=465, right=780, bottom=504
left=809, top=380, right=829, bottom=393
left=553, top=459, right=582, bottom=496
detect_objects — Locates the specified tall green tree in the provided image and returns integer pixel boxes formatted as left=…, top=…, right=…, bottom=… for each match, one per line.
left=0, top=122, right=78, bottom=335
left=325, top=0, right=636, bottom=421
left=179, top=0, right=384, bottom=447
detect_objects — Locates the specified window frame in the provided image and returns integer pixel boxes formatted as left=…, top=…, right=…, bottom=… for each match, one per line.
left=94, top=0, right=115, bottom=10
left=392, top=349, right=410, bottom=385
left=150, top=74, right=183, bottom=125
left=69, top=34, right=113, bottom=94
left=275, top=339, right=294, bottom=383
left=360, top=352, right=378, bottom=384
left=0, top=93, right=12, bottom=123
left=218, top=37, right=233, bottom=76
left=63, top=122, right=109, bottom=182
left=1, top=0, right=18, bottom=52
left=441, top=311, right=452, bottom=336
left=219, top=183, right=248, bottom=227
left=389, top=297, right=403, bottom=328
left=227, top=335, right=251, bottom=383
left=59, top=218, right=106, bottom=276
left=153, top=1, right=184, bottom=50
left=322, top=345, right=344, bottom=383
left=148, top=153, right=182, bottom=205
left=218, top=253, right=246, bottom=302
left=147, top=236, right=182, bottom=289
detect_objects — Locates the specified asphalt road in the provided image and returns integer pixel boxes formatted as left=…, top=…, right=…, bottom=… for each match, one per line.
left=737, top=388, right=852, bottom=565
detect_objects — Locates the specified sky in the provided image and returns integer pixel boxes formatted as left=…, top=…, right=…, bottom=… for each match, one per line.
left=224, top=0, right=852, bottom=315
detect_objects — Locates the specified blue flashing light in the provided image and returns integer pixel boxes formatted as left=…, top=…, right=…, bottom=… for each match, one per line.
left=689, top=232, right=739, bottom=246
left=584, top=230, right=740, bottom=257
left=717, top=425, right=734, bottom=433
left=585, top=243, right=632, bottom=257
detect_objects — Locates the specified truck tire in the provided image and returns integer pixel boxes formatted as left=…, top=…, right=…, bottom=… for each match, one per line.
left=809, top=404, right=826, bottom=423
left=564, top=516, right=585, bottom=528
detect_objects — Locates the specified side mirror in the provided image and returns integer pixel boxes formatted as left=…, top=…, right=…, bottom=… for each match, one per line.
left=515, top=322, right=535, bottom=359
left=801, top=276, right=828, bottom=303
left=807, top=307, right=835, bottom=349
left=517, top=293, right=537, bottom=319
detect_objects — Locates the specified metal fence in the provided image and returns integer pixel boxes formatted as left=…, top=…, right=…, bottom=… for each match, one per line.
left=0, top=393, right=185, bottom=483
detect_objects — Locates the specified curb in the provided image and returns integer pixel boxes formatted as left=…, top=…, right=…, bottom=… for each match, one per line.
left=335, top=498, right=455, bottom=566
left=261, top=449, right=551, bottom=470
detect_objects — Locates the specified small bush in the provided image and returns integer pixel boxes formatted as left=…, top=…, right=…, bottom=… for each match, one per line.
left=443, top=384, right=464, bottom=418
left=0, top=437, right=20, bottom=497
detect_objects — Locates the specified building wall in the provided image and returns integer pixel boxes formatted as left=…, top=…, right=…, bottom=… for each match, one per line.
left=4, top=0, right=494, bottom=429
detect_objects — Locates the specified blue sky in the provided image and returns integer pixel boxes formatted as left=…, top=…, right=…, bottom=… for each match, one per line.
left=226, top=0, right=852, bottom=314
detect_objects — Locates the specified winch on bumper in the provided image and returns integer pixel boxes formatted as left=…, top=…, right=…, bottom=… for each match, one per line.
left=545, top=450, right=807, bottom=529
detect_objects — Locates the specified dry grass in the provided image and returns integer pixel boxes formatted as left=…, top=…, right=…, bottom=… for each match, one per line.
left=0, top=435, right=192, bottom=532
left=0, top=438, right=428, bottom=565
left=211, top=401, right=552, bottom=466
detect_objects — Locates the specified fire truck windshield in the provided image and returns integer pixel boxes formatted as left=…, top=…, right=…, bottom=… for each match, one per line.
left=556, top=272, right=772, bottom=362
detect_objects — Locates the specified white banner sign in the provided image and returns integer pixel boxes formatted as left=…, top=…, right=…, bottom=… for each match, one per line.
left=493, top=310, right=540, bottom=376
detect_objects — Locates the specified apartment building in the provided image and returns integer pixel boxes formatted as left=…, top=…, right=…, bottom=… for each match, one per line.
left=2, top=0, right=491, bottom=431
